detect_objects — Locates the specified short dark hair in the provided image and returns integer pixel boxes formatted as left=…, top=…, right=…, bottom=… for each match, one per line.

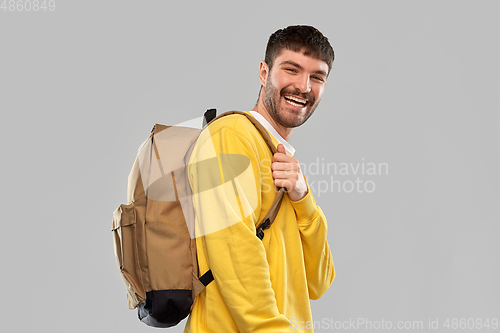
left=264, top=25, right=335, bottom=75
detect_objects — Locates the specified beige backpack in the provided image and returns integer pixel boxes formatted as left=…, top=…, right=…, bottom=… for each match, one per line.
left=112, top=110, right=285, bottom=327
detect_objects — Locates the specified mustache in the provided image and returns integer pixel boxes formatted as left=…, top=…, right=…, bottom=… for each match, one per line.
left=280, top=88, right=315, bottom=105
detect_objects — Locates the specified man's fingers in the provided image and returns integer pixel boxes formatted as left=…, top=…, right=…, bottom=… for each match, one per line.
left=273, top=178, right=292, bottom=191
left=272, top=170, right=293, bottom=179
left=273, top=144, right=288, bottom=162
left=271, top=143, right=306, bottom=199
left=271, top=162, right=294, bottom=171
left=277, top=143, right=286, bottom=154
left=273, top=145, right=297, bottom=163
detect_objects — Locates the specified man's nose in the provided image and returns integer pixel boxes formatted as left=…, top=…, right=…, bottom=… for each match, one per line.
left=294, top=74, right=311, bottom=93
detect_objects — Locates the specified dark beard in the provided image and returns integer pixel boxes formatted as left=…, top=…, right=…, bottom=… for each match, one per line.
left=262, top=78, right=319, bottom=128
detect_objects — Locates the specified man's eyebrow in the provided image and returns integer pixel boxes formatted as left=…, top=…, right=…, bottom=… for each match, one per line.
left=279, top=60, right=327, bottom=77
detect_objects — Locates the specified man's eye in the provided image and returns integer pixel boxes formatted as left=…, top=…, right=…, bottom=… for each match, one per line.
left=285, top=68, right=297, bottom=73
left=312, top=76, right=325, bottom=82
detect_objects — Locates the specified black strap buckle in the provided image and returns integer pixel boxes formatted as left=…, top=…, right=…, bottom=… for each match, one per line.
left=199, top=269, right=214, bottom=287
left=203, top=109, right=217, bottom=127
left=256, top=218, right=271, bottom=240
left=256, top=227, right=265, bottom=240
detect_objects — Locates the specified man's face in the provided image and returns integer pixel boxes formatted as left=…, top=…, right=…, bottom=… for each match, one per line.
left=261, top=49, right=328, bottom=128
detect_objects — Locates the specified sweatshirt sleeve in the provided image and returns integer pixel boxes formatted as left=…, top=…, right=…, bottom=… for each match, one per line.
left=189, top=126, right=293, bottom=333
left=290, top=181, right=335, bottom=300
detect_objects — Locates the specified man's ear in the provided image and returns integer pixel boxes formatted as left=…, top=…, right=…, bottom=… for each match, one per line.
left=259, top=61, right=269, bottom=86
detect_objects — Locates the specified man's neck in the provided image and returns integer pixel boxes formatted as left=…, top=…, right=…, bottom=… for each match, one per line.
left=252, top=99, right=294, bottom=141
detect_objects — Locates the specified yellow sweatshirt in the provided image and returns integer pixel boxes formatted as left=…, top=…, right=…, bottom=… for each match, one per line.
left=184, top=112, right=334, bottom=333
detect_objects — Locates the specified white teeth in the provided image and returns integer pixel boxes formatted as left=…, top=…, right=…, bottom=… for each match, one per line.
left=286, top=96, right=306, bottom=104
left=287, top=100, right=303, bottom=107
left=285, top=95, right=307, bottom=107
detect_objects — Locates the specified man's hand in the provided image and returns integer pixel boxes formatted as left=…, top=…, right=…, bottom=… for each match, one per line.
left=271, top=144, right=308, bottom=202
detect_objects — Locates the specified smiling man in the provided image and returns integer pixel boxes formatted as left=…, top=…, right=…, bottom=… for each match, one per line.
left=185, top=25, right=335, bottom=333
left=256, top=46, right=329, bottom=137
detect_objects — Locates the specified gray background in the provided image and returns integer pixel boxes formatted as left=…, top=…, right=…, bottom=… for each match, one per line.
left=1, top=0, right=499, bottom=332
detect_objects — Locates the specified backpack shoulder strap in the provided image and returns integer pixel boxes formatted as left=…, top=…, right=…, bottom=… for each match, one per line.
left=208, top=110, right=278, bottom=154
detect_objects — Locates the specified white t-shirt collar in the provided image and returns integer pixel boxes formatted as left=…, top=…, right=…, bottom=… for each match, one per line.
left=249, top=111, right=296, bottom=156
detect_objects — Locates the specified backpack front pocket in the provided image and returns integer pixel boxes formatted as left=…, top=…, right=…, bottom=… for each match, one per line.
left=112, top=203, right=146, bottom=309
